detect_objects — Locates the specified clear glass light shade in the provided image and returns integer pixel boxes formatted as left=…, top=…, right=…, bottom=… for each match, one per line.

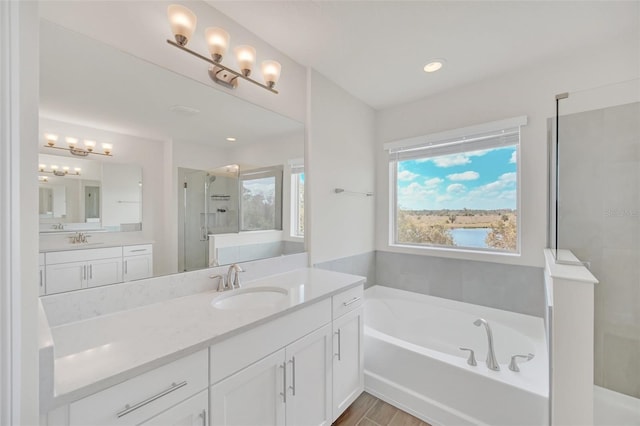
left=102, top=143, right=113, bottom=154
left=65, top=137, right=78, bottom=148
left=51, top=165, right=58, bottom=170
left=74, top=168, right=82, bottom=173
left=261, top=60, right=281, bottom=88
left=39, top=164, right=46, bottom=171
left=205, top=27, right=230, bottom=60
left=84, top=140, right=96, bottom=151
left=234, top=45, right=256, bottom=76
left=168, top=4, right=197, bottom=45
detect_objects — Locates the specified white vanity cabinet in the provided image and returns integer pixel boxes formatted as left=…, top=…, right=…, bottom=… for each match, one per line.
left=45, top=247, right=123, bottom=295
left=68, top=350, right=208, bottom=426
left=123, top=244, right=153, bottom=282
left=210, top=298, right=334, bottom=426
left=332, top=285, right=364, bottom=421
left=139, top=389, right=208, bottom=426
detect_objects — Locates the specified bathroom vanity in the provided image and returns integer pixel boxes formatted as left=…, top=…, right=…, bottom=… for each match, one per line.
left=40, top=268, right=364, bottom=426
left=39, top=243, right=153, bottom=295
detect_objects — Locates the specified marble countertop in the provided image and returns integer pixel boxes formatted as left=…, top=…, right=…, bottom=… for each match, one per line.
left=43, top=268, right=364, bottom=409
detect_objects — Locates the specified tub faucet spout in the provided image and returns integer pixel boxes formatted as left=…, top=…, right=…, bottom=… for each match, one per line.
left=473, top=318, right=500, bottom=371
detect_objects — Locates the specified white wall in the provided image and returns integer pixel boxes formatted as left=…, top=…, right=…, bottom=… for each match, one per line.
left=39, top=0, right=307, bottom=124
left=308, top=70, right=376, bottom=264
left=375, top=34, right=640, bottom=268
left=1, top=1, right=40, bottom=424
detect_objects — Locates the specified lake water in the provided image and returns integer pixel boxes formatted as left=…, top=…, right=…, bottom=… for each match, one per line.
left=451, top=228, right=490, bottom=248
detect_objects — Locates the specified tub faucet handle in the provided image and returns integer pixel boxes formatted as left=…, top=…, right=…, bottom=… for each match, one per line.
left=509, top=353, right=534, bottom=372
left=459, top=347, right=477, bottom=366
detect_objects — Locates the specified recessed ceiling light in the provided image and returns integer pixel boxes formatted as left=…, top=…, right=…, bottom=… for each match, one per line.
left=423, top=59, right=445, bottom=73
left=226, top=137, right=236, bottom=142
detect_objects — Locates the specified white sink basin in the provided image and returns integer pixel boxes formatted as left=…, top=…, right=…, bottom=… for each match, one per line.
left=212, top=287, right=289, bottom=310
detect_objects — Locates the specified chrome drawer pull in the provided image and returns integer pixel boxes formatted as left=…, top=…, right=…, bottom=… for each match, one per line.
left=199, top=409, right=206, bottom=426
left=116, top=381, right=187, bottom=418
left=129, top=249, right=147, bottom=252
left=334, top=329, right=341, bottom=361
left=288, top=356, right=296, bottom=396
left=343, top=296, right=361, bottom=307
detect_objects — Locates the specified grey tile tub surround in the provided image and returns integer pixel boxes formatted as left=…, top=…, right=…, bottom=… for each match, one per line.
left=375, top=251, right=544, bottom=317
left=315, top=251, right=376, bottom=289
left=315, top=250, right=543, bottom=317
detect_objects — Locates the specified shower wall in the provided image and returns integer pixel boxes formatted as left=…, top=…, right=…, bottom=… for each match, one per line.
left=557, top=102, right=640, bottom=398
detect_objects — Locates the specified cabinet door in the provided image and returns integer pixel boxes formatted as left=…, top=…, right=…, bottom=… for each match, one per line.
left=332, top=306, right=364, bottom=421
left=285, top=324, right=332, bottom=426
left=123, top=254, right=153, bottom=282
left=87, top=257, right=122, bottom=288
left=140, top=389, right=208, bottom=426
left=211, top=349, right=286, bottom=426
left=46, top=261, right=85, bottom=294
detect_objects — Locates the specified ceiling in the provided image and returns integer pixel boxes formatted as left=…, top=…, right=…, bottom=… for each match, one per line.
left=40, top=19, right=303, bottom=146
left=210, top=0, right=640, bottom=109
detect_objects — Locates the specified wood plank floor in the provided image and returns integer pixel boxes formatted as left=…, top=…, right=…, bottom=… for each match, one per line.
left=332, top=392, right=431, bottom=426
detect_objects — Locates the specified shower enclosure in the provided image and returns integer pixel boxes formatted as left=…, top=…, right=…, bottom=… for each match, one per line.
left=550, top=79, right=640, bottom=423
left=177, top=167, right=239, bottom=272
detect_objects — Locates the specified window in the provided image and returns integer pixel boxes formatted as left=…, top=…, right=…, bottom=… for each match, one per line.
left=387, top=117, right=526, bottom=253
left=240, top=166, right=283, bottom=231
left=290, top=161, right=304, bottom=237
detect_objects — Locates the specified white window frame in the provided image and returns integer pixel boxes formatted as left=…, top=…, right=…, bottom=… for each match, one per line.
left=289, top=161, right=304, bottom=238
left=385, top=116, right=526, bottom=255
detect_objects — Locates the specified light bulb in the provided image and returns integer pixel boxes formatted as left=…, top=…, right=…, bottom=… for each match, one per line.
left=39, top=164, right=46, bottom=171
left=84, top=140, right=96, bottom=152
left=205, top=27, right=230, bottom=62
left=63, top=166, right=70, bottom=174
left=235, top=45, right=256, bottom=77
left=102, top=143, right=113, bottom=155
left=51, top=165, right=58, bottom=170
left=66, top=137, right=78, bottom=148
left=168, top=4, right=197, bottom=46
left=261, top=60, right=281, bottom=89
left=74, top=168, right=82, bottom=174
left=45, top=133, right=58, bottom=146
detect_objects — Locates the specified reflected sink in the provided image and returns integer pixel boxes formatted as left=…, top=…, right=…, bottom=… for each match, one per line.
left=211, top=287, right=289, bottom=310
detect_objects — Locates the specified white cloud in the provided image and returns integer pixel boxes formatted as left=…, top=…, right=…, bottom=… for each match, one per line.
left=447, top=171, right=479, bottom=181
left=500, top=172, right=517, bottom=182
left=447, top=183, right=466, bottom=194
left=469, top=172, right=517, bottom=197
left=398, top=170, right=419, bottom=181
left=432, top=154, right=470, bottom=168
left=424, top=177, right=443, bottom=188
left=509, top=151, right=517, bottom=164
left=436, top=195, right=453, bottom=203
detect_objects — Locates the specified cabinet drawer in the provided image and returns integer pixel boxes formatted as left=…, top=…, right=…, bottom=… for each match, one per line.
left=46, top=247, right=123, bottom=264
left=123, top=244, right=153, bottom=256
left=69, top=349, right=208, bottom=426
left=332, top=285, right=364, bottom=319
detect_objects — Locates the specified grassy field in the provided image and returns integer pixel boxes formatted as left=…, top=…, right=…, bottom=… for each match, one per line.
left=401, top=210, right=517, bottom=229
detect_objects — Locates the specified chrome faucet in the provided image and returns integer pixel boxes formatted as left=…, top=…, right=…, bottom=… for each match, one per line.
left=473, top=318, right=500, bottom=371
left=226, top=264, right=243, bottom=289
left=209, top=274, right=227, bottom=292
left=70, top=232, right=90, bottom=244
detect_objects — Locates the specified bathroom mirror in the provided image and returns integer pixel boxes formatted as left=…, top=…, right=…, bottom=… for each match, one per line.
left=38, top=153, right=142, bottom=232
left=38, top=19, right=305, bottom=284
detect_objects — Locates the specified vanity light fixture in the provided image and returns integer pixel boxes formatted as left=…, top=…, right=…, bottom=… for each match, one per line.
left=226, top=137, right=236, bottom=142
left=43, top=133, right=113, bottom=157
left=167, top=4, right=281, bottom=94
left=38, top=163, right=81, bottom=177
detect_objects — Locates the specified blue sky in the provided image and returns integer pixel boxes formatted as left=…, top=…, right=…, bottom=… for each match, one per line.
left=396, top=146, right=517, bottom=210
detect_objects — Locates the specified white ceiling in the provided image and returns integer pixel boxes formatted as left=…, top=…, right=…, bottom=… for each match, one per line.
left=40, top=19, right=303, bottom=147
left=211, top=0, right=640, bottom=109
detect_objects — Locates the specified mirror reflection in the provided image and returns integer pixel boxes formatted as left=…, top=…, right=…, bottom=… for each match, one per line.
left=38, top=20, right=305, bottom=294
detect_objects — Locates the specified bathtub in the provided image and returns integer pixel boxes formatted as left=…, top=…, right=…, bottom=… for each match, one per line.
left=364, top=285, right=549, bottom=426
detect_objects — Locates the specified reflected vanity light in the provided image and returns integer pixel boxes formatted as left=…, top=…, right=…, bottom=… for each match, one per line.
left=43, top=133, right=113, bottom=157
left=38, top=163, right=81, bottom=177
left=167, top=4, right=281, bottom=94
